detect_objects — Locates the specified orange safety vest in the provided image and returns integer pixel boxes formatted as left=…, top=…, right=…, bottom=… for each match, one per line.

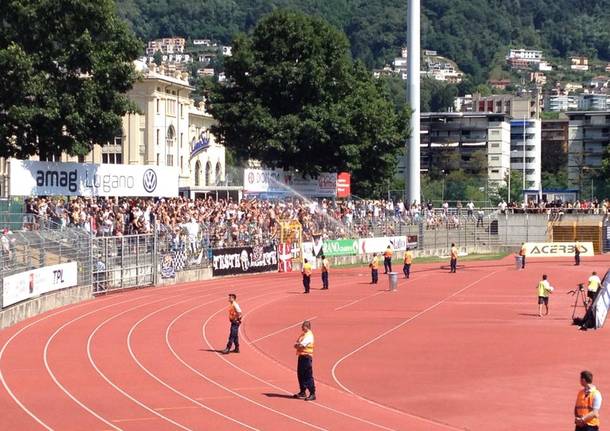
left=296, top=330, right=314, bottom=356
left=519, top=246, right=526, bottom=256
left=404, top=252, right=413, bottom=265
left=371, top=256, right=379, bottom=270
left=302, top=262, right=312, bottom=276
left=575, top=387, right=601, bottom=427
left=228, top=303, right=240, bottom=321
left=384, top=249, right=393, bottom=258
left=322, top=258, right=329, bottom=273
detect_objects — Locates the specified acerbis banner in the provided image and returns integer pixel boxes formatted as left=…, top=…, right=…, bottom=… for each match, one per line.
left=9, top=159, right=179, bottom=197
left=2, top=261, right=78, bottom=308
left=358, top=236, right=411, bottom=254
left=212, top=245, right=278, bottom=277
left=524, top=242, right=594, bottom=258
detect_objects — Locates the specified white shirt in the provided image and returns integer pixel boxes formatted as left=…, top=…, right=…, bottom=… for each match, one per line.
left=299, top=330, right=314, bottom=347
left=232, top=302, right=242, bottom=313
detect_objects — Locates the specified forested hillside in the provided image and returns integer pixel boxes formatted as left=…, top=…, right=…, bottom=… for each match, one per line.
left=117, top=0, right=610, bottom=83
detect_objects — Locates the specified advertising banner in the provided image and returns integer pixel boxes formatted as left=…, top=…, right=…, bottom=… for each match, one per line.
left=212, top=245, right=278, bottom=277
left=524, top=242, right=594, bottom=258
left=3, top=261, right=78, bottom=308
left=243, top=168, right=337, bottom=197
left=358, top=236, right=410, bottom=254
left=322, top=239, right=359, bottom=257
left=594, top=269, right=610, bottom=329
left=9, top=159, right=179, bottom=197
left=336, top=172, right=351, bottom=198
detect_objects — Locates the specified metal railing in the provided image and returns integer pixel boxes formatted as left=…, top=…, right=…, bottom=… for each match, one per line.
left=0, top=215, right=92, bottom=308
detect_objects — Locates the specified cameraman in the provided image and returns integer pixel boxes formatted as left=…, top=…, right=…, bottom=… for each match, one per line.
left=588, top=272, right=602, bottom=305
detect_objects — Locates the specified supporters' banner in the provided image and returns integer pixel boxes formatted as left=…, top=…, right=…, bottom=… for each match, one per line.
left=302, top=242, right=317, bottom=269
left=278, top=243, right=293, bottom=272
left=524, top=242, right=594, bottom=258
left=160, top=253, right=176, bottom=278
left=3, top=262, right=78, bottom=308
left=594, top=269, right=610, bottom=329
left=322, top=239, right=359, bottom=256
left=212, top=245, right=278, bottom=276
left=243, top=168, right=337, bottom=197
left=9, top=159, right=179, bottom=197
left=358, top=236, right=410, bottom=254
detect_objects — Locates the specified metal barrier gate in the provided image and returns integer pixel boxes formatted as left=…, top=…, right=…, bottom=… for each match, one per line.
left=92, top=234, right=156, bottom=293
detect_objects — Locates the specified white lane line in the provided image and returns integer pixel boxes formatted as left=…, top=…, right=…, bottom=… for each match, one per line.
left=250, top=316, right=318, bottom=344
left=331, top=270, right=501, bottom=431
left=43, top=296, right=167, bottom=431
left=88, top=293, right=203, bottom=431
left=204, top=295, right=400, bottom=431
left=168, top=290, right=330, bottom=430
left=0, top=294, right=148, bottom=431
left=334, top=292, right=384, bottom=311
left=127, top=291, right=273, bottom=431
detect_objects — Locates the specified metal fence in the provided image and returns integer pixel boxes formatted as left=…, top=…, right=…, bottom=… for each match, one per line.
left=92, top=234, right=157, bottom=293
left=0, top=215, right=92, bottom=308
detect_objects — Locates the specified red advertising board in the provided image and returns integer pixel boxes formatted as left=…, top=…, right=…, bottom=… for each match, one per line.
left=336, top=172, right=351, bottom=198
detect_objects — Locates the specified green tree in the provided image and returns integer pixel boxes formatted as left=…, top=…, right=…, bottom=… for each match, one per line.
left=207, top=10, right=408, bottom=196
left=496, top=171, right=524, bottom=204
left=153, top=50, right=163, bottom=66
left=0, top=0, right=141, bottom=159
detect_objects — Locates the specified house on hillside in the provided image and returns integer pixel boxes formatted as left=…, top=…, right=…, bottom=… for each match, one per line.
left=570, top=56, right=589, bottom=71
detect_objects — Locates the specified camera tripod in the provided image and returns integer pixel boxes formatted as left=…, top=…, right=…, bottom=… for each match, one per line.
left=567, top=284, right=589, bottom=321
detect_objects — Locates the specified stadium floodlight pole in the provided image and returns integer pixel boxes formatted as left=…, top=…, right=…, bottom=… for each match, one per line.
left=405, top=0, right=421, bottom=207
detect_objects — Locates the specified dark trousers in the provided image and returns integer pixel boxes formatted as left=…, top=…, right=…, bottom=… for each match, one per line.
left=521, top=256, right=526, bottom=269
left=575, top=251, right=581, bottom=265
left=450, top=258, right=457, bottom=273
left=303, top=275, right=311, bottom=293
left=575, top=425, right=599, bottom=431
left=403, top=263, right=411, bottom=278
left=384, top=257, right=392, bottom=273
left=321, top=272, right=328, bottom=289
left=297, top=355, right=315, bottom=394
left=371, top=269, right=378, bottom=284
left=226, top=320, right=240, bottom=350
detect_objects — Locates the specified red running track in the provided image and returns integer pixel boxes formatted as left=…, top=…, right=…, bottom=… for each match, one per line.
left=1, top=254, right=610, bottom=430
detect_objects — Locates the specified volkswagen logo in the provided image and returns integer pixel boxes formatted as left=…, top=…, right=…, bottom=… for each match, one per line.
left=143, top=169, right=157, bottom=193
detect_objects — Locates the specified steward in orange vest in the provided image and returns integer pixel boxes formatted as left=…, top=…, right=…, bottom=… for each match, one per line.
left=575, top=370, right=602, bottom=430
left=222, top=293, right=242, bottom=354
left=370, top=254, right=379, bottom=285
left=293, top=320, right=316, bottom=401
left=383, top=246, right=393, bottom=273
left=403, top=248, right=413, bottom=279
left=302, top=259, right=312, bottom=294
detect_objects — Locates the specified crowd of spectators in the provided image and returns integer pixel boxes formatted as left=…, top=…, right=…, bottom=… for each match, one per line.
left=13, top=195, right=610, bottom=251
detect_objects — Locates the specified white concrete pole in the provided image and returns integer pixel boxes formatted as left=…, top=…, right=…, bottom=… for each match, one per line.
left=406, top=0, right=421, bottom=206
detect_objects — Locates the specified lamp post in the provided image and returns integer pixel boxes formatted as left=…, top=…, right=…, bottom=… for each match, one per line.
left=406, top=0, right=421, bottom=206
left=441, top=169, right=446, bottom=202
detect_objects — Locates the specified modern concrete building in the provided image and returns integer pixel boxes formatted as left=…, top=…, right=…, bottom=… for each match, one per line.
left=419, top=112, right=511, bottom=187
left=544, top=93, right=578, bottom=112
left=566, top=111, right=610, bottom=189
left=472, top=93, right=541, bottom=119
left=578, top=94, right=610, bottom=111
left=510, top=119, right=542, bottom=191
left=541, top=119, right=569, bottom=173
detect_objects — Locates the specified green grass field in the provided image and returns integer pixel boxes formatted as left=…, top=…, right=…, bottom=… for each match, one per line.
left=332, top=252, right=509, bottom=269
